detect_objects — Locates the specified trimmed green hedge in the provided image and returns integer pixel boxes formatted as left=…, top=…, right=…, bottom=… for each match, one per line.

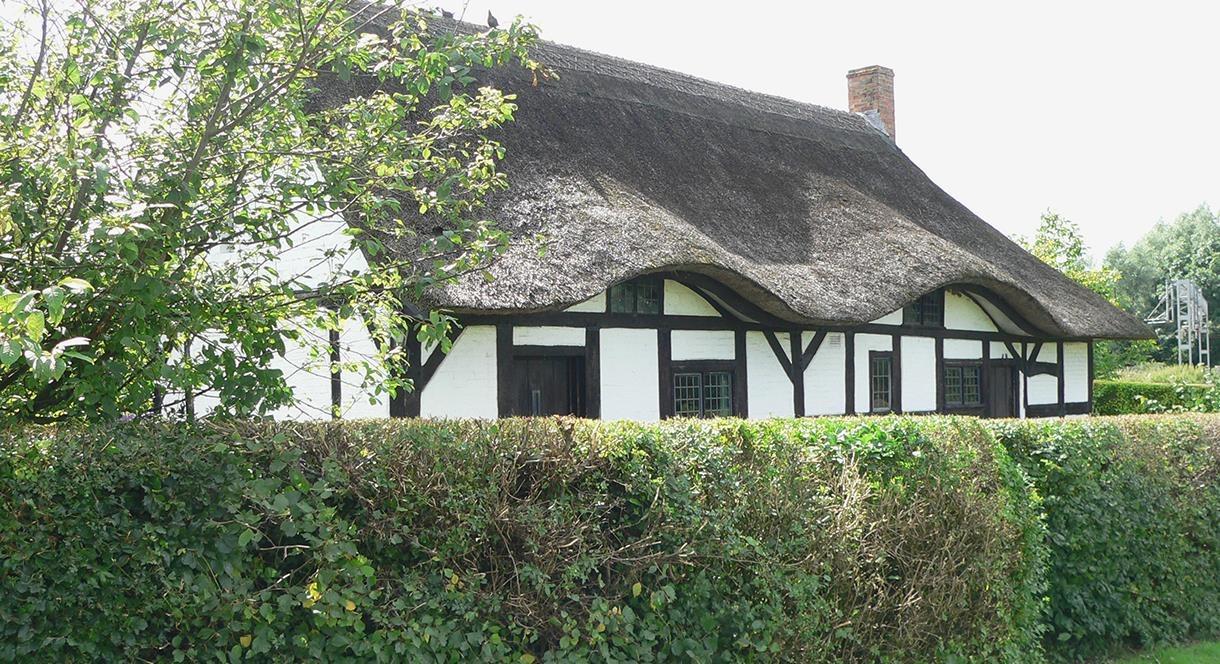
left=992, top=416, right=1220, bottom=661
left=1093, top=380, right=1217, bottom=414
left=0, top=418, right=1044, bottom=662
left=4, top=416, right=1220, bottom=662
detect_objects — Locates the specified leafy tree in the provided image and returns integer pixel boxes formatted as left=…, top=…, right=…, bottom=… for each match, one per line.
left=1018, top=211, right=1154, bottom=376
left=0, top=0, right=540, bottom=422
left=1106, top=204, right=1220, bottom=362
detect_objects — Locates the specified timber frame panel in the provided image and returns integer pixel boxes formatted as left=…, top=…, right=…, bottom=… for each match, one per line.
left=398, top=272, right=1096, bottom=420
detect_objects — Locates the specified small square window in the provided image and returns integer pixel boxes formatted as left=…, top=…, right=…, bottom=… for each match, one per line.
left=672, top=368, right=734, bottom=418
left=904, top=291, right=944, bottom=327
left=608, top=278, right=662, bottom=314
left=944, top=363, right=982, bottom=407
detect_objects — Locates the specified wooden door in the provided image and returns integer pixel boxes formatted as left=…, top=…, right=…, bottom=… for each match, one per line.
left=512, top=356, right=585, bottom=416
left=986, top=363, right=1017, bottom=418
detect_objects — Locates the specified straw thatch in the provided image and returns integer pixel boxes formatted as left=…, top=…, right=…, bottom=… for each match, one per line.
left=326, top=7, right=1151, bottom=339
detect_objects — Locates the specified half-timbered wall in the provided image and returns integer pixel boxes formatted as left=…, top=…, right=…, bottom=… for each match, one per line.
left=242, top=277, right=1096, bottom=422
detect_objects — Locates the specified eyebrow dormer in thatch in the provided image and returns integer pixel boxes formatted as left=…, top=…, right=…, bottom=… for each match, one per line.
left=301, top=9, right=1152, bottom=422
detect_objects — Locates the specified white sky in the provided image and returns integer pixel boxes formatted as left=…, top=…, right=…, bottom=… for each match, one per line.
left=4, top=1, right=1216, bottom=263
left=435, top=0, right=1220, bottom=262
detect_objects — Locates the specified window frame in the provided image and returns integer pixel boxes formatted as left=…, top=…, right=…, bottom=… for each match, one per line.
left=942, top=360, right=984, bottom=410
left=868, top=351, right=893, bottom=414
left=903, top=290, right=945, bottom=328
left=607, top=276, right=663, bottom=315
left=670, top=360, right=736, bottom=418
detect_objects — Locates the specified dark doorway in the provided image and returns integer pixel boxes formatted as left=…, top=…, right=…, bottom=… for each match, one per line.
left=512, top=356, right=586, bottom=416
left=986, top=363, right=1018, bottom=418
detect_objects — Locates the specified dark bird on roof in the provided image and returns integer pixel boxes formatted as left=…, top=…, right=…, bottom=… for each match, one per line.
left=487, top=10, right=499, bottom=28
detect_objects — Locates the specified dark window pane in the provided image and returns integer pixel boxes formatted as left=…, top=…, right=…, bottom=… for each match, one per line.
left=703, top=372, right=733, bottom=416
left=636, top=281, right=661, bottom=314
left=945, top=366, right=962, bottom=405
left=963, top=366, right=981, bottom=405
left=609, top=283, right=635, bottom=313
left=908, top=292, right=944, bottom=327
left=870, top=356, right=891, bottom=411
left=674, top=373, right=702, bottom=417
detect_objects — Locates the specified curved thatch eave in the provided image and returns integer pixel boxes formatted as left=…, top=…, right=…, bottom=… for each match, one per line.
left=332, top=6, right=1153, bottom=340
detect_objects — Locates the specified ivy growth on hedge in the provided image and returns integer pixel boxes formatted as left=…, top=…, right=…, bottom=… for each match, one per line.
left=0, top=417, right=1045, bottom=662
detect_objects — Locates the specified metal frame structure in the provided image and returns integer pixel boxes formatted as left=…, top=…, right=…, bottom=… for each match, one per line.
left=1146, top=279, right=1211, bottom=367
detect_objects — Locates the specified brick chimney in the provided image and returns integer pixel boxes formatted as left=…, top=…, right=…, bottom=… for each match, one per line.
left=847, top=65, right=895, bottom=141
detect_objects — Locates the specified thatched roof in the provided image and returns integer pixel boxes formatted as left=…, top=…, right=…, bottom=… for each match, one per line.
left=334, top=8, right=1152, bottom=340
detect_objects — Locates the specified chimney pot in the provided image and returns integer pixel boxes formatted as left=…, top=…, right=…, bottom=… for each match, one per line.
left=847, top=65, right=896, bottom=141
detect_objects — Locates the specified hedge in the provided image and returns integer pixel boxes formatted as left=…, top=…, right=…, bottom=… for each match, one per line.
left=992, top=416, right=1220, bottom=661
left=0, top=418, right=1045, bottom=663
left=4, top=416, right=1219, bottom=663
left=1093, top=380, right=1218, bottom=415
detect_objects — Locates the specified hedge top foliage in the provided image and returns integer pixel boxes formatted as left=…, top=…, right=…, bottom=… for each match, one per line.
left=0, top=416, right=1045, bottom=663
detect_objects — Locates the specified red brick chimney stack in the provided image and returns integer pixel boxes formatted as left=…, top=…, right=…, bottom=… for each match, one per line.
left=846, top=65, right=896, bottom=141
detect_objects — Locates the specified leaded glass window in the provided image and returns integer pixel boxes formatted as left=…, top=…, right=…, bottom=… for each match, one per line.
left=672, top=369, right=734, bottom=418
left=903, top=291, right=944, bottom=327
left=870, top=353, right=892, bottom=413
left=944, top=364, right=982, bottom=407
left=608, top=278, right=661, bottom=314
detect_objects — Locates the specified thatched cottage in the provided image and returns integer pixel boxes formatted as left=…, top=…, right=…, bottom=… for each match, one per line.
left=283, top=15, right=1151, bottom=421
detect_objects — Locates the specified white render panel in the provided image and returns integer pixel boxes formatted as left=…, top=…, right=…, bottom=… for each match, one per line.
left=1036, top=344, right=1058, bottom=363
left=268, top=324, right=332, bottom=420
left=420, top=325, right=497, bottom=418
left=1027, top=374, right=1059, bottom=406
left=901, top=336, right=937, bottom=412
left=337, top=316, right=389, bottom=418
left=991, top=341, right=1018, bottom=360
left=671, top=330, right=735, bottom=361
left=746, top=331, right=793, bottom=418
left=945, top=292, right=997, bottom=332
left=1064, top=342, right=1089, bottom=403
left=664, top=280, right=721, bottom=317
left=565, top=292, right=606, bottom=313
left=805, top=333, right=846, bottom=415
left=513, top=326, right=585, bottom=347
left=854, top=334, right=893, bottom=411
left=944, top=338, right=983, bottom=360
left=601, top=329, right=659, bottom=420
left=871, top=309, right=904, bottom=325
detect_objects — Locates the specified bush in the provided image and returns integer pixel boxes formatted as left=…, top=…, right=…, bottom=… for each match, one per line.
left=1094, top=380, right=1220, bottom=414
left=990, top=416, right=1220, bottom=661
left=0, top=418, right=1045, bottom=662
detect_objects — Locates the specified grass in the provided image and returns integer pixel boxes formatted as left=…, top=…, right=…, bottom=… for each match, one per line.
left=1111, top=641, right=1220, bottom=663
left=1114, top=362, right=1213, bottom=385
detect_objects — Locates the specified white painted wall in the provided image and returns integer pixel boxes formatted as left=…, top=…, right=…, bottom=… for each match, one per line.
left=854, top=334, right=893, bottom=412
left=337, top=316, right=389, bottom=418
left=945, top=291, right=997, bottom=332
left=1064, top=342, right=1089, bottom=403
left=601, top=328, right=659, bottom=420
left=991, top=341, right=1017, bottom=361
left=420, top=325, right=498, bottom=418
left=513, top=326, right=585, bottom=346
left=944, top=338, right=983, bottom=360
left=1027, top=375, right=1059, bottom=406
left=872, top=309, right=904, bottom=325
left=664, top=280, right=721, bottom=316
left=901, top=336, right=937, bottom=412
left=671, top=330, right=735, bottom=361
left=806, top=332, right=846, bottom=415
left=565, top=292, right=606, bottom=313
left=746, top=331, right=793, bottom=418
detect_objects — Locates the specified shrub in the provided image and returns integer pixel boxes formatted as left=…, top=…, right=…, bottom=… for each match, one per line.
left=0, top=417, right=1044, bottom=662
left=1093, top=380, right=1220, bottom=414
left=989, top=416, right=1220, bottom=661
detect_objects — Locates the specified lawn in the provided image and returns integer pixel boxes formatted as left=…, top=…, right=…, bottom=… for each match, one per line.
left=1112, top=642, right=1220, bottom=663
